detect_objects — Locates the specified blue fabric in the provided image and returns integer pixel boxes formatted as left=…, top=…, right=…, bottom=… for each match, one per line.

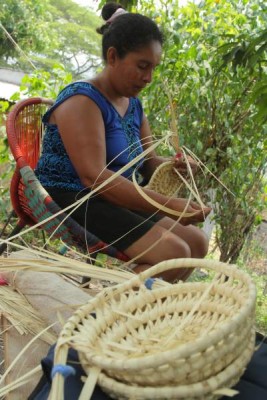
left=35, top=81, right=144, bottom=191
left=50, top=364, right=76, bottom=379
left=144, top=277, right=155, bottom=290
left=28, top=344, right=108, bottom=400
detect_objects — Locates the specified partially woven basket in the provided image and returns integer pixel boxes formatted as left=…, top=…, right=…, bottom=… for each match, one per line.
left=146, top=161, right=184, bottom=197
left=51, top=258, right=256, bottom=400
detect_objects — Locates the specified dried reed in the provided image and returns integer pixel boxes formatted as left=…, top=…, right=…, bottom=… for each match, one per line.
left=0, top=285, right=56, bottom=343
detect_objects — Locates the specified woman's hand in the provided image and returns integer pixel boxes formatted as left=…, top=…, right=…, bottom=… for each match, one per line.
left=173, top=153, right=198, bottom=176
left=170, top=198, right=212, bottom=225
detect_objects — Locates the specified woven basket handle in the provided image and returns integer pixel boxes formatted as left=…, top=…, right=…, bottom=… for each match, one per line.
left=137, top=258, right=233, bottom=285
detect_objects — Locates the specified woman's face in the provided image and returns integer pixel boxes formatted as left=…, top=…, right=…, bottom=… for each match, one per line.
left=108, top=40, right=162, bottom=97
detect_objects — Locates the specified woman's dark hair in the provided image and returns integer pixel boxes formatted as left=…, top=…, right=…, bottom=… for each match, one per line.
left=97, top=2, right=164, bottom=61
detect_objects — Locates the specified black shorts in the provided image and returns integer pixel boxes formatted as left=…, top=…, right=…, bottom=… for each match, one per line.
left=46, top=188, right=163, bottom=251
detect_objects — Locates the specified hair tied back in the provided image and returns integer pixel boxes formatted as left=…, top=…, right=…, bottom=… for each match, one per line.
left=107, top=8, right=128, bottom=24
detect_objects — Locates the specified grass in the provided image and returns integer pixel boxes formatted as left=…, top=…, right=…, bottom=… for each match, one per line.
left=238, top=235, right=267, bottom=335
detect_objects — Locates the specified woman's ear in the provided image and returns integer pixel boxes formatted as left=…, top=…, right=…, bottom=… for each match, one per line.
left=106, top=47, right=118, bottom=66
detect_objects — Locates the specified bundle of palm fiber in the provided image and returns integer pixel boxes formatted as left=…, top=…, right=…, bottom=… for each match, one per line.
left=50, top=258, right=256, bottom=400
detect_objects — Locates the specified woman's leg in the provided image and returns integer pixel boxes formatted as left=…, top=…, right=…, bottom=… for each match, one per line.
left=157, top=217, right=209, bottom=259
left=124, top=224, right=190, bottom=282
left=125, top=217, right=209, bottom=282
left=46, top=189, right=208, bottom=282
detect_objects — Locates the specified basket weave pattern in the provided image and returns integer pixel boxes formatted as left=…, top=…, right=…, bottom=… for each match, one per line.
left=52, top=258, right=256, bottom=400
left=98, top=333, right=255, bottom=400
left=146, top=161, right=184, bottom=197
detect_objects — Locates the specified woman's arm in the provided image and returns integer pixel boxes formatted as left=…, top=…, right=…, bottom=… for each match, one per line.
left=52, top=96, right=209, bottom=222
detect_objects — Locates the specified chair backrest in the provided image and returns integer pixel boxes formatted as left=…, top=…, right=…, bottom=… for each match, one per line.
left=6, top=97, right=53, bottom=169
left=7, top=98, right=53, bottom=225
left=6, top=97, right=129, bottom=261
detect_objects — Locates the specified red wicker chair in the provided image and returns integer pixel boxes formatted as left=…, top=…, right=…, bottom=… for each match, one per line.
left=0, top=97, right=129, bottom=263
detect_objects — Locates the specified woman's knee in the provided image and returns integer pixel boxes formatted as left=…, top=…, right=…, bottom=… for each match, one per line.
left=159, top=232, right=191, bottom=259
left=149, top=233, right=192, bottom=282
left=126, top=228, right=192, bottom=264
left=191, top=228, right=209, bottom=258
left=127, top=229, right=194, bottom=283
left=159, top=226, right=208, bottom=259
left=157, top=217, right=209, bottom=259
left=158, top=234, right=192, bottom=282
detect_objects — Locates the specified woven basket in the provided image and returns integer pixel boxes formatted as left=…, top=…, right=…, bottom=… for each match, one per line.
left=146, top=161, right=184, bottom=197
left=51, top=258, right=256, bottom=400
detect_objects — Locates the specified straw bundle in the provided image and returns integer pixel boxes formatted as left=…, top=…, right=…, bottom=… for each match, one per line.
left=0, top=285, right=56, bottom=344
left=50, top=258, right=256, bottom=400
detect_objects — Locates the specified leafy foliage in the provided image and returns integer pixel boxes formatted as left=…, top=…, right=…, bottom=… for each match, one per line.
left=0, top=0, right=52, bottom=63
left=0, top=0, right=101, bottom=77
left=140, top=0, right=267, bottom=262
left=10, top=64, right=73, bottom=100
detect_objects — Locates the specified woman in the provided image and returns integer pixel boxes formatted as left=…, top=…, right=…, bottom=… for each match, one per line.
left=35, top=2, right=211, bottom=282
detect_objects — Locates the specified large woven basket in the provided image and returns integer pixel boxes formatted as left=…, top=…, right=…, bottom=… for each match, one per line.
left=51, top=258, right=256, bottom=400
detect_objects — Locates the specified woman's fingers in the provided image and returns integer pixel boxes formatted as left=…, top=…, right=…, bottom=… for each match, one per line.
left=190, top=202, right=211, bottom=214
left=173, top=154, right=198, bottom=174
left=173, top=199, right=211, bottom=222
left=181, top=211, right=207, bottom=224
left=181, top=202, right=211, bottom=223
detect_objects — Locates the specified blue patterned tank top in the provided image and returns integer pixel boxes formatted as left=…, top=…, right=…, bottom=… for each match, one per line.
left=35, top=81, right=144, bottom=191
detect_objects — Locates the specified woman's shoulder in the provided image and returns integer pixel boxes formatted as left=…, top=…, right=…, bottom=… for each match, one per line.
left=43, top=81, right=109, bottom=122
left=56, top=81, right=99, bottom=103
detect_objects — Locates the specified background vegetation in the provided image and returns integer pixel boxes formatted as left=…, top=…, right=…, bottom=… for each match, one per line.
left=0, top=0, right=101, bottom=76
left=0, top=0, right=266, bottom=333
